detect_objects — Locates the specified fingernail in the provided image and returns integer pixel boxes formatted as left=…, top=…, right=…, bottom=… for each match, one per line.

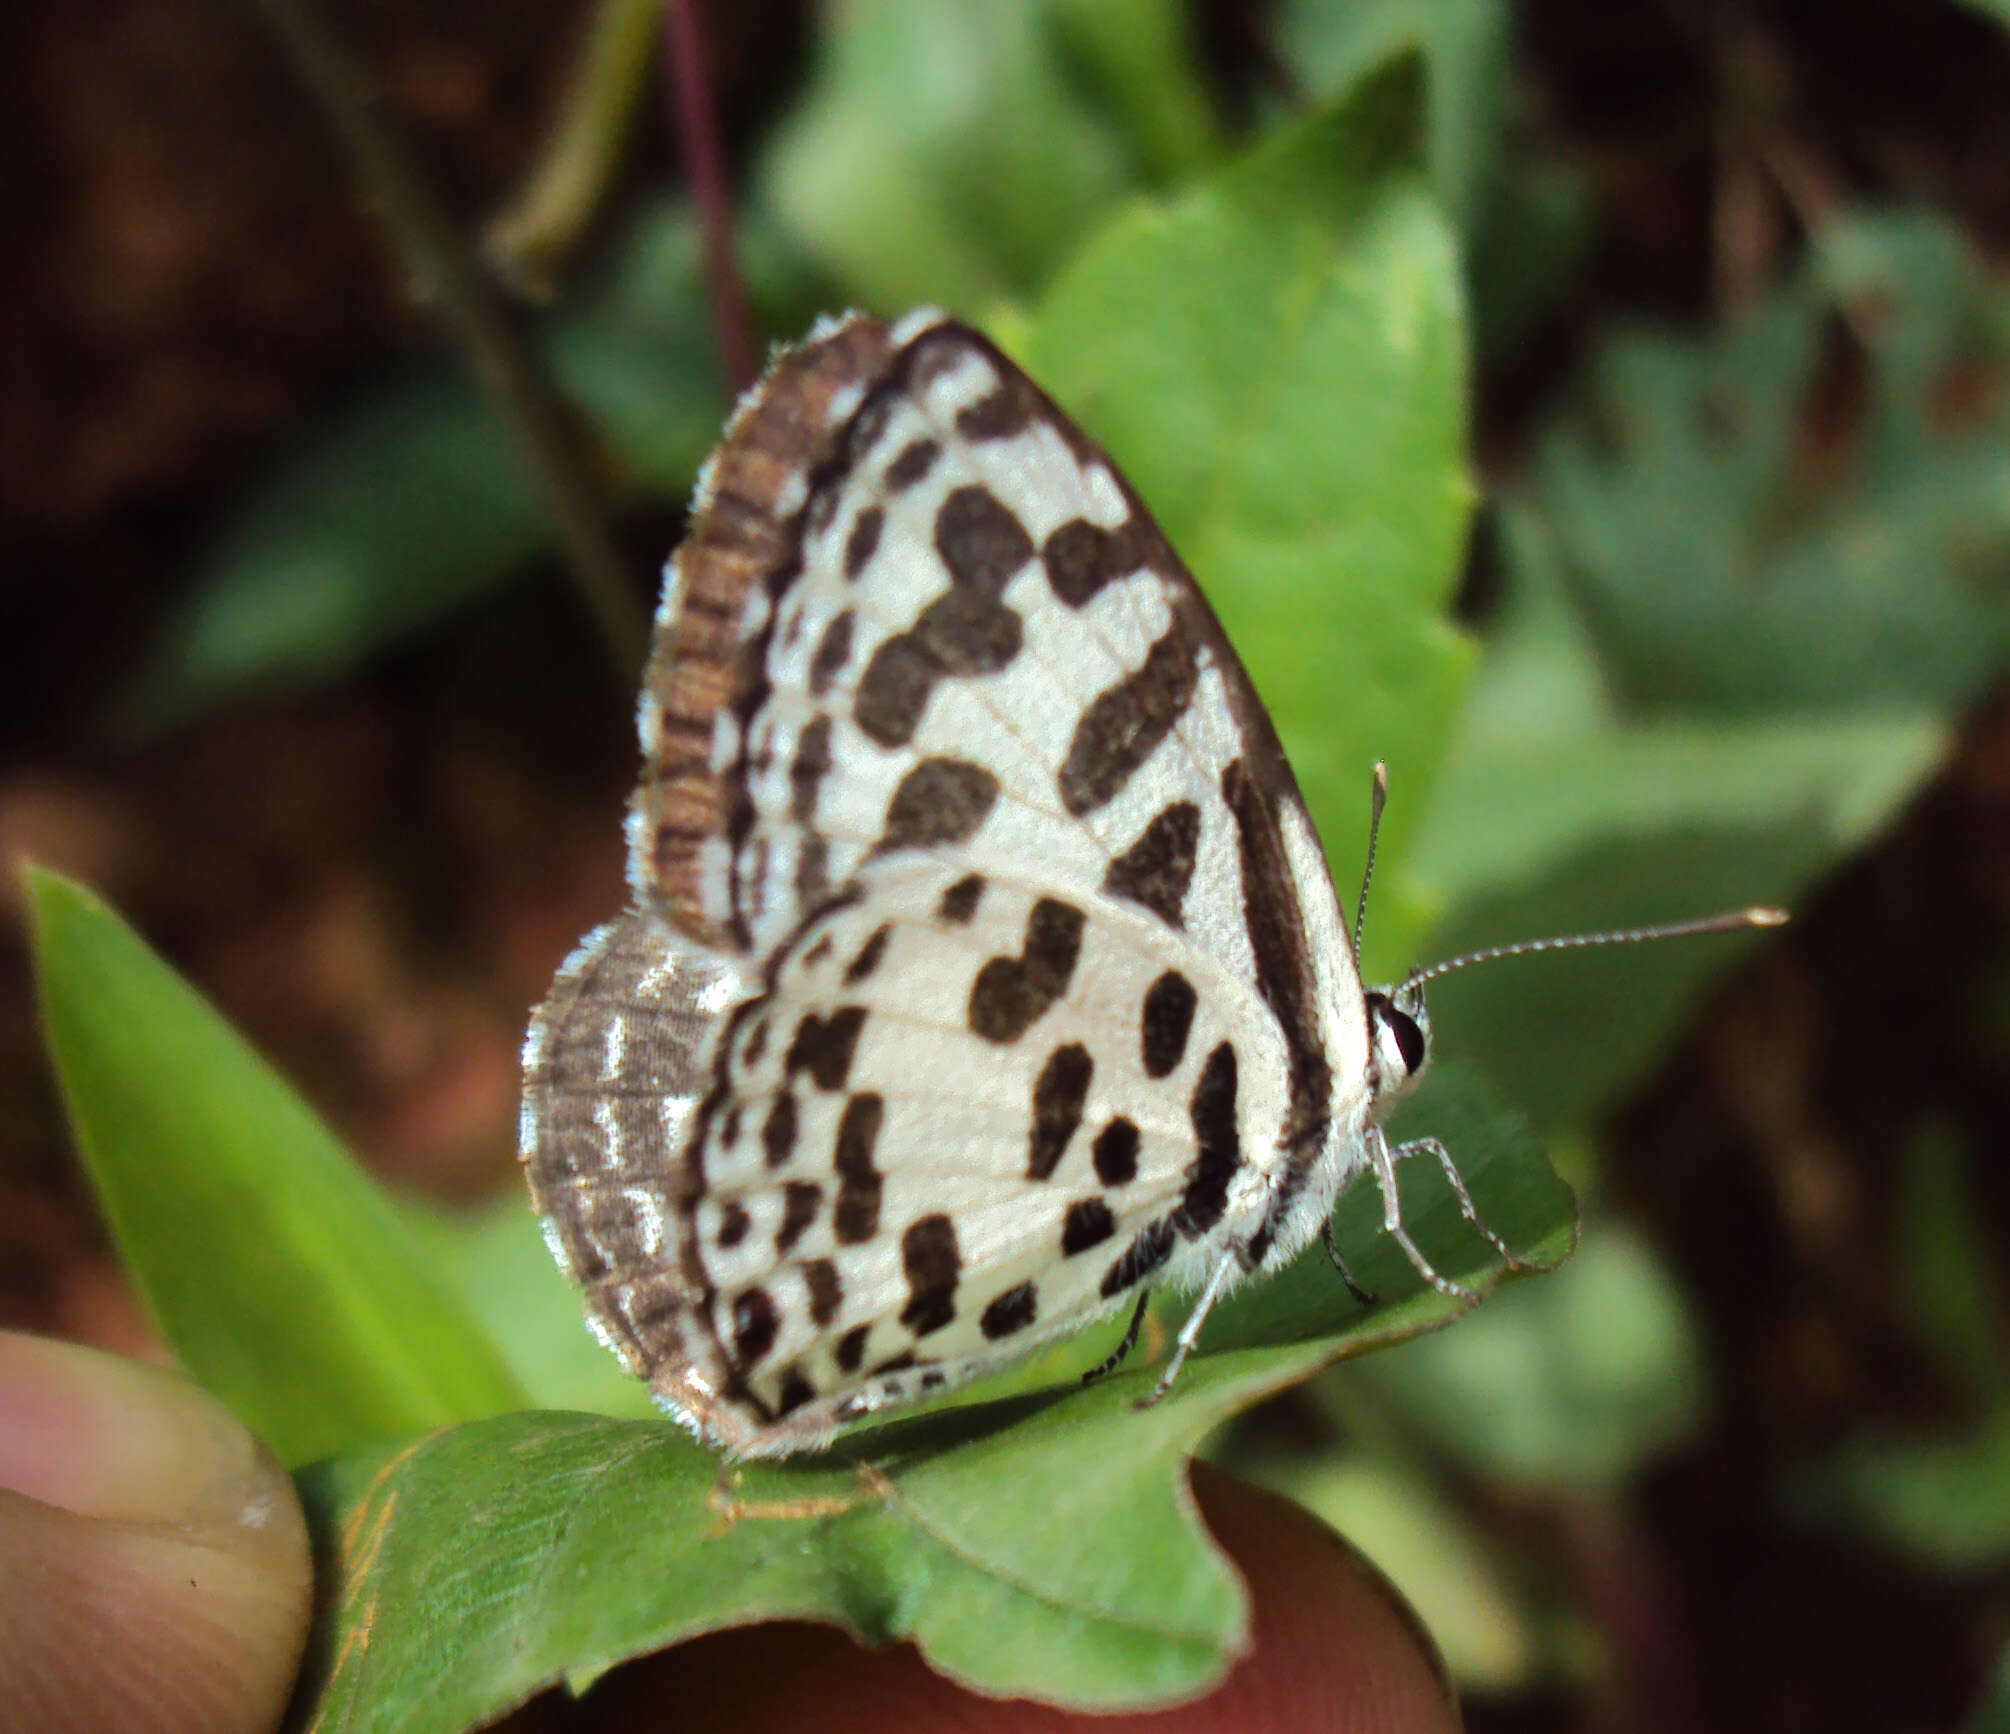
left=0, top=1331, right=281, bottom=1530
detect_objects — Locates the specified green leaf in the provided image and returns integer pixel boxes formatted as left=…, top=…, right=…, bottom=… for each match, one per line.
left=1532, top=208, right=2010, bottom=720
left=1954, top=0, right=2010, bottom=36
left=1408, top=499, right=1945, bottom=1128
left=1329, top=1224, right=1705, bottom=1489
left=409, top=1198, right=659, bottom=1422
left=754, top=0, right=1165, bottom=313
left=1275, top=0, right=1507, bottom=228
left=1045, top=0, right=1223, bottom=186
left=296, top=1064, right=1572, bottom=1728
left=1791, top=1418, right=2010, bottom=1571
left=137, top=376, right=557, bottom=720
left=1026, top=57, right=1475, bottom=972
left=28, top=869, right=523, bottom=1466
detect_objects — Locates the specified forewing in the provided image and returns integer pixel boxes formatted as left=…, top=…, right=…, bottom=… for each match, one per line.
left=628, top=318, right=1364, bottom=1090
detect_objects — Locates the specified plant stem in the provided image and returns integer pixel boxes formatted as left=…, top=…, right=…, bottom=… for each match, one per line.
left=664, top=0, right=757, bottom=394
left=240, top=0, right=650, bottom=678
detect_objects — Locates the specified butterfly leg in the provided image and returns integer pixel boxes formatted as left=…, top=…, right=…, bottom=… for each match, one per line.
left=1136, top=1247, right=1241, bottom=1410
left=1082, top=1290, right=1152, bottom=1386
left=1367, top=1125, right=1477, bottom=1298
left=1320, top=1218, right=1378, bottom=1306
left=1392, top=1134, right=1535, bottom=1274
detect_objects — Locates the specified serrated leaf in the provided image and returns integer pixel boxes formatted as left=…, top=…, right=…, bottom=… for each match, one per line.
left=1275, top=0, right=1506, bottom=228
left=1026, top=57, right=1474, bottom=973
left=27, top=869, right=523, bottom=1466
left=295, top=1063, right=1571, bottom=1728
left=1533, top=208, right=2010, bottom=720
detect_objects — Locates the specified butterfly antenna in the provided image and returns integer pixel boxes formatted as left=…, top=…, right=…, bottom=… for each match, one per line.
left=1402, top=906, right=1789, bottom=992
left=1354, top=762, right=1389, bottom=957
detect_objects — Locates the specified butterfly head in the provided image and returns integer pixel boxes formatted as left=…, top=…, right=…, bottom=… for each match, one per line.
left=1364, top=980, right=1431, bottom=1118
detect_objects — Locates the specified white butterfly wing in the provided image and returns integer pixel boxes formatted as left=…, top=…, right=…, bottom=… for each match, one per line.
left=677, top=859, right=1296, bottom=1445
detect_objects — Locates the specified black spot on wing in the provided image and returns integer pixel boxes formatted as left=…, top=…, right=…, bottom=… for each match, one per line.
left=1062, top=1197, right=1116, bottom=1255
left=981, top=1281, right=1038, bottom=1340
left=788, top=714, right=832, bottom=821
left=762, top=1092, right=798, bottom=1167
left=833, top=1093, right=884, bottom=1245
left=875, top=759, right=1000, bottom=856
left=1100, top=1219, right=1176, bottom=1298
left=835, top=1324, right=870, bottom=1373
left=1042, top=516, right=1158, bottom=607
left=776, top=1180, right=822, bottom=1254
left=884, top=437, right=940, bottom=491
left=1059, top=628, right=1200, bottom=817
left=934, top=485, right=1034, bottom=596
left=793, top=832, right=830, bottom=912
left=839, top=388, right=896, bottom=469
left=731, top=1286, right=778, bottom=1369
left=809, top=610, right=855, bottom=695
left=899, top=1214, right=960, bottom=1336
left=844, top=506, right=884, bottom=579
left=1093, top=1118, right=1140, bottom=1186
left=955, top=381, right=1037, bottom=442
left=803, top=1256, right=843, bottom=1327
left=969, top=898, right=1085, bottom=1044
left=1103, top=802, right=1201, bottom=929
left=1028, top=1043, right=1092, bottom=1179
left=937, top=873, right=985, bottom=924
left=1141, top=971, right=1198, bottom=1079
left=1174, top=1042, right=1239, bottom=1239
left=785, top=1005, right=866, bottom=1091
left=1220, top=758, right=1334, bottom=1156
left=845, top=924, right=891, bottom=984
left=853, top=590, right=1021, bottom=746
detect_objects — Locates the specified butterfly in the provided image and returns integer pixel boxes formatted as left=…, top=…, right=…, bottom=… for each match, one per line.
left=519, top=310, right=1780, bottom=1457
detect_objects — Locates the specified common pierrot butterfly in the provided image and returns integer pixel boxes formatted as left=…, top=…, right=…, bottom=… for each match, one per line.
left=520, top=311, right=1781, bottom=1457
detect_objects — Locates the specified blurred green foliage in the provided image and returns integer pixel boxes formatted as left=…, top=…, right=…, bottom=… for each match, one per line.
left=1535, top=210, right=2010, bottom=718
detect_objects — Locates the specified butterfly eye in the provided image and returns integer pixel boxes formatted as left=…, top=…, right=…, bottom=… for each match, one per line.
left=1366, top=992, right=1427, bottom=1081
left=1387, top=1007, right=1426, bottom=1076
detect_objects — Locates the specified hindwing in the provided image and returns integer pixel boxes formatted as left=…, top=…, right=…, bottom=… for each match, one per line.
left=673, top=859, right=1296, bottom=1446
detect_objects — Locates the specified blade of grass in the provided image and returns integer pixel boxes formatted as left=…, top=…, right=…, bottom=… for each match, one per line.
left=28, top=867, right=523, bottom=1466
